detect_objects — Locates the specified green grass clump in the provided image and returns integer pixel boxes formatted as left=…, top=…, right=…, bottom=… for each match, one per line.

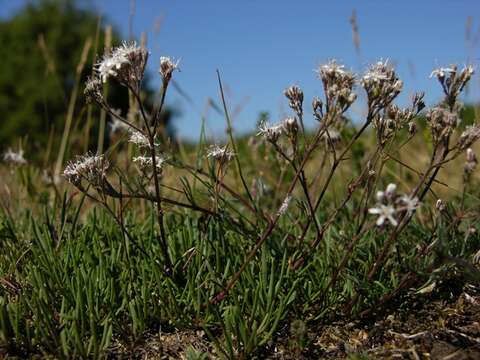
left=1, top=42, right=480, bottom=358
left=0, top=191, right=478, bottom=358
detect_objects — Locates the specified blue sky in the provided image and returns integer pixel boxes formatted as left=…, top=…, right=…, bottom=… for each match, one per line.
left=2, top=0, right=480, bottom=139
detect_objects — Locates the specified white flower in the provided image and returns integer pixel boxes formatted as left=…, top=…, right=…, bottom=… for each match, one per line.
left=257, top=122, right=285, bottom=142
left=133, top=154, right=167, bottom=170
left=96, top=48, right=130, bottom=83
left=429, top=67, right=455, bottom=79
left=318, top=60, right=347, bottom=77
left=362, top=60, right=391, bottom=83
left=362, top=71, right=389, bottom=83
left=128, top=129, right=154, bottom=148
left=159, top=56, right=179, bottom=81
left=63, top=154, right=109, bottom=187
left=368, top=204, right=398, bottom=226
left=95, top=41, right=147, bottom=84
left=277, top=195, right=292, bottom=216
left=3, top=148, right=27, bottom=165
left=361, top=60, right=402, bottom=102
left=206, top=145, right=235, bottom=161
left=398, top=195, right=419, bottom=214
left=109, top=118, right=129, bottom=135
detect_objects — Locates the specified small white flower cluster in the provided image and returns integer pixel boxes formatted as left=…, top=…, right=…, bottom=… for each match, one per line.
left=361, top=60, right=402, bottom=107
left=133, top=154, right=168, bottom=171
left=317, top=60, right=356, bottom=115
left=128, top=129, right=155, bottom=149
left=368, top=183, right=419, bottom=227
left=159, top=56, right=179, bottom=82
left=257, top=121, right=286, bottom=143
left=3, top=148, right=27, bottom=166
left=430, top=64, right=475, bottom=100
left=206, top=144, right=235, bottom=162
left=429, top=67, right=455, bottom=79
left=318, top=60, right=347, bottom=78
left=96, top=47, right=129, bottom=83
left=257, top=116, right=302, bottom=143
left=95, top=41, right=148, bottom=85
left=63, top=154, right=109, bottom=188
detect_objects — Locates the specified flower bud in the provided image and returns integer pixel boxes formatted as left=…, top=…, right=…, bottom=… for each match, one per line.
left=408, top=121, right=417, bottom=135
left=436, top=199, right=446, bottom=212
left=284, top=116, right=298, bottom=136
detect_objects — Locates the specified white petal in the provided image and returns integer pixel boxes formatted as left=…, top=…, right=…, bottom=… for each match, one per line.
left=387, top=215, right=398, bottom=226
left=376, top=216, right=385, bottom=226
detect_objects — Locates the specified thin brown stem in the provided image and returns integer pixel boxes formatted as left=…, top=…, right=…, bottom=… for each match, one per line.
left=210, top=125, right=327, bottom=304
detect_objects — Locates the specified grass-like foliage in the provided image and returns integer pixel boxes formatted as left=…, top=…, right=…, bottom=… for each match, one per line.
left=1, top=42, right=480, bottom=358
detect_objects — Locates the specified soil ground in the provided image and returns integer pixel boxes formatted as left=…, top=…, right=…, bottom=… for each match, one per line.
left=108, top=283, right=480, bottom=359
